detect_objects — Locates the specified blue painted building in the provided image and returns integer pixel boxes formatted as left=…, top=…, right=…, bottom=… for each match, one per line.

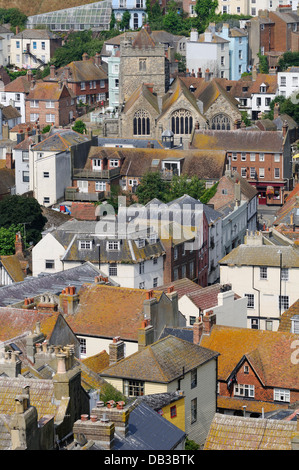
left=112, top=0, right=146, bottom=30
left=217, top=23, right=248, bottom=81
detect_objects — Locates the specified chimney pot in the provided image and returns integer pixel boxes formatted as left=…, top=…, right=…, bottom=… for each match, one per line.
left=81, top=414, right=89, bottom=421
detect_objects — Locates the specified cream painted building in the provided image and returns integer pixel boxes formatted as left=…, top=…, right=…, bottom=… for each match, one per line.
left=179, top=285, right=247, bottom=328
left=101, top=334, right=219, bottom=446
left=10, top=29, right=61, bottom=69
left=219, top=237, right=299, bottom=331
left=216, top=0, right=282, bottom=16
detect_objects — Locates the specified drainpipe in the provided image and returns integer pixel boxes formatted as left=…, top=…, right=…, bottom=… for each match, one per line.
left=252, top=265, right=260, bottom=326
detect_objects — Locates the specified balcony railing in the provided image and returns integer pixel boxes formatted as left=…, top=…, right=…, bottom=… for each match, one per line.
left=65, top=187, right=104, bottom=202
left=73, top=167, right=120, bottom=180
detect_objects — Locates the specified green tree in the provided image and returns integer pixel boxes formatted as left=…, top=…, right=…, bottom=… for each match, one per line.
left=72, top=120, right=87, bottom=134
left=0, top=224, right=25, bottom=256
left=278, top=51, right=299, bottom=71
left=194, top=0, right=218, bottom=33
left=136, top=172, right=167, bottom=205
left=119, top=11, right=131, bottom=31
left=0, top=195, right=47, bottom=246
left=167, top=175, right=206, bottom=201
left=51, top=30, right=104, bottom=68
left=258, top=51, right=269, bottom=74
left=0, top=8, right=27, bottom=28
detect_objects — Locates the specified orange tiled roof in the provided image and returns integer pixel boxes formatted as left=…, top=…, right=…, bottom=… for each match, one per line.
left=278, top=299, right=299, bottom=333
left=0, top=307, right=59, bottom=342
left=200, top=325, right=299, bottom=389
left=65, top=284, right=164, bottom=341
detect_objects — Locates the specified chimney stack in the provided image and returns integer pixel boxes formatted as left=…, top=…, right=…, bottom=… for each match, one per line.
left=138, top=319, right=154, bottom=351
left=94, top=52, right=101, bottom=67
left=109, top=336, right=125, bottom=365
left=202, top=310, right=216, bottom=335
left=50, top=65, right=56, bottom=80
left=193, top=317, right=203, bottom=344
left=59, top=286, right=79, bottom=315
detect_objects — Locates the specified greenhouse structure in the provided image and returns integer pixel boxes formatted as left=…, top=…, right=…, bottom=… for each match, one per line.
left=26, top=1, right=112, bottom=32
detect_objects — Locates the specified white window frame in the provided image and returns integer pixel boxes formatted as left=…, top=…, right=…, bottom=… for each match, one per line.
left=107, top=241, right=120, bottom=251
left=245, top=293, right=254, bottom=309
left=274, top=388, right=290, bottom=402
left=109, top=264, right=117, bottom=276
left=234, top=384, right=255, bottom=398
left=260, top=266, right=267, bottom=280
left=79, top=240, right=92, bottom=250
left=95, top=181, right=106, bottom=191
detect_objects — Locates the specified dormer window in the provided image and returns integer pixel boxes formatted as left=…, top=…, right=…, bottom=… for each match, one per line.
left=107, top=240, right=120, bottom=251
left=109, top=159, right=119, bottom=167
left=93, top=158, right=102, bottom=170
left=136, top=238, right=145, bottom=248
left=260, top=84, right=267, bottom=93
left=79, top=240, right=92, bottom=250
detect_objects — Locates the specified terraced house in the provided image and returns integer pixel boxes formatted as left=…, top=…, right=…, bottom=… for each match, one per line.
left=101, top=334, right=219, bottom=446
left=25, top=80, right=77, bottom=127
left=44, top=53, right=108, bottom=107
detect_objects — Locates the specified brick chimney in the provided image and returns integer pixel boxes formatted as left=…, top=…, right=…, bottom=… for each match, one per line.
left=59, top=286, right=79, bottom=315
left=37, top=293, right=58, bottom=314
left=94, top=52, right=101, bottom=67
left=193, top=317, right=203, bottom=344
left=138, top=319, right=154, bottom=351
left=50, top=65, right=56, bottom=80
left=5, top=149, right=13, bottom=169
left=15, top=231, right=24, bottom=256
left=109, top=336, right=125, bottom=365
left=82, top=52, right=89, bottom=61
left=202, top=310, right=216, bottom=335
left=274, top=102, right=280, bottom=120
left=73, top=413, right=115, bottom=450
left=283, top=120, right=288, bottom=138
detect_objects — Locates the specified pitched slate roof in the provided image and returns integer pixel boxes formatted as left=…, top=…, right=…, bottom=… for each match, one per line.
left=116, top=147, right=227, bottom=180
left=31, top=129, right=89, bottom=152
left=161, top=77, right=206, bottom=118
left=48, top=58, right=107, bottom=83
left=65, top=284, right=164, bottom=341
left=0, top=262, right=104, bottom=307
left=219, top=244, right=299, bottom=268
left=204, top=413, right=297, bottom=450
left=13, top=29, right=59, bottom=40
left=191, top=129, right=284, bottom=153
left=200, top=325, right=299, bottom=388
left=132, top=27, right=156, bottom=48
left=122, top=84, right=160, bottom=114
left=101, top=335, right=218, bottom=383
left=114, top=401, right=186, bottom=451
left=196, top=79, right=240, bottom=114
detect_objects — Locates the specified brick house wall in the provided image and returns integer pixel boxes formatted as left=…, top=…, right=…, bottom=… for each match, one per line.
left=25, top=84, right=77, bottom=127
left=219, top=358, right=299, bottom=407
left=269, top=10, right=299, bottom=52
left=228, top=150, right=284, bottom=205
left=260, top=23, right=275, bottom=54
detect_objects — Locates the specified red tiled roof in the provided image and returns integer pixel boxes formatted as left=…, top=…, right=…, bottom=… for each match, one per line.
left=65, top=284, right=164, bottom=341
left=201, top=325, right=299, bottom=389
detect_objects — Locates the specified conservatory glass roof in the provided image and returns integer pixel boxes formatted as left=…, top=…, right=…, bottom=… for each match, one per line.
left=26, top=1, right=112, bottom=31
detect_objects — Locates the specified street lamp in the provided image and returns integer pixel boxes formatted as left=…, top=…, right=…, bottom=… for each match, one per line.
left=277, top=250, right=282, bottom=317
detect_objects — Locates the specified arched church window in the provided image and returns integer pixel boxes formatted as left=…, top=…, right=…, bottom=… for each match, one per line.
left=171, top=109, right=193, bottom=134
left=133, top=109, right=150, bottom=135
left=211, top=114, right=231, bottom=130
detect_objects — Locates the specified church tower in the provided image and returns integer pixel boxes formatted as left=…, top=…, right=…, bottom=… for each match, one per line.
left=119, top=25, right=169, bottom=104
